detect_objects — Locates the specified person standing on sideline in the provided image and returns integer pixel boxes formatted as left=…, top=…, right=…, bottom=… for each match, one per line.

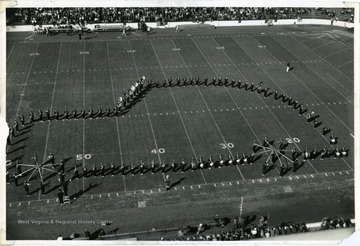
left=286, top=62, right=290, bottom=72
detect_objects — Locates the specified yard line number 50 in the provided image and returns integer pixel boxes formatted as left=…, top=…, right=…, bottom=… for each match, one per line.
left=76, top=154, right=92, bottom=160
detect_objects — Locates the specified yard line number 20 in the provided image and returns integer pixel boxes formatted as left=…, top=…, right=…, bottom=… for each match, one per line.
left=286, top=138, right=300, bottom=143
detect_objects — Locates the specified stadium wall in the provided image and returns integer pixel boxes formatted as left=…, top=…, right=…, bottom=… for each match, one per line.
left=6, top=19, right=354, bottom=32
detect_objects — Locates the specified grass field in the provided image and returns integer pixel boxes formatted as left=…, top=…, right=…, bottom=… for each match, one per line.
left=5, top=25, right=354, bottom=239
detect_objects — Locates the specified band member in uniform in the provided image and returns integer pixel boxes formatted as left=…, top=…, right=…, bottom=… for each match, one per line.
left=191, top=158, right=197, bottom=171
left=208, top=156, right=214, bottom=169
left=110, top=162, right=116, bottom=176
left=161, top=161, right=167, bottom=174
left=139, top=160, right=145, bottom=175
left=181, top=159, right=186, bottom=173
left=151, top=160, right=157, bottom=174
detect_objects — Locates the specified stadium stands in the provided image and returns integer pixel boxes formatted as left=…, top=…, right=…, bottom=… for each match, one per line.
left=6, top=7, right=354, bottom=26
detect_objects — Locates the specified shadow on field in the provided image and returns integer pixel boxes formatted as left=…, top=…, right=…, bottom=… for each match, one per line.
left=170, top=177, right=186, bottom=189
left=70, top=181, right=102, bottom=201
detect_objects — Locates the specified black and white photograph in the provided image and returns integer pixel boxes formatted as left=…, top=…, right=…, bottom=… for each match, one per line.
left=1, top=0, right=359, bottom=243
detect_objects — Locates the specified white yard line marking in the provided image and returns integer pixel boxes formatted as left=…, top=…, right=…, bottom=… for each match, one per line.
left=82, top=40, right=86, bottom=192
left=14, top=42, right=40, bottom=122
left=324, top=73, right=344, bottom=88
left=128, top=40, right=165, bottom=183
left=210, top=37, right=277, bottom=177
left=25, top=33, right=35, bottom=40
left=324, top=48, right=350, bottom=59
left=184, top=38, right=239, bottom=175
left=337, top=59, right=353, bottom=68
left=106, top=41, right=126, bottom=192
left=6, top=42, right=16, bottom=62
left=39, top=42, right=63, bottom=201
left=312, top=41, right=335, bottom=50
left=150, top=40, right=207, bottom=184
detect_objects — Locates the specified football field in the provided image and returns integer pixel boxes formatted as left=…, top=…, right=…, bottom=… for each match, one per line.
left=5, top=25, right=354, bottom=239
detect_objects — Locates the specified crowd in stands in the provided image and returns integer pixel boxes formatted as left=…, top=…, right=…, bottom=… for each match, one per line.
left=6, top=7, right=354, bottom=26
left=160, top=215, right=353, bottom=241
left=55, top=215, right=353, bottom=240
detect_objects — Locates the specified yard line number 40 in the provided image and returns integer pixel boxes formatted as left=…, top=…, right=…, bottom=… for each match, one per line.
left=151, top=148, right=165, bottom=154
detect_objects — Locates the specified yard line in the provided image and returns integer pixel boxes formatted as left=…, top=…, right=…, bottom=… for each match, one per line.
left=230, top=37, right=319, bottom=174
left=323, top=48, right=351, bottom=59
left=268, top=36, right=354, bottom=131
left=337, top=60, right=353, bottom=69
left=24, top=33, right=35, bottom=40
left=312, top=41, right=335, bottom=50
left=6, top=42, right=15, bottom=62
left=327, top=32, right=353, bottom=49
left=127, top=40, right=165, bottom=182
left=325, top=72, right=344, bottom=88
left=38, top=42, right=63, bottom=200
left=185, top=38, right=247, bottom=179
left=42, top=42, right=62, bottom=161
left=106, top=41, right=126, bottom=192
left=245, top=36, right=353, bottom=170
left=180, top=39, right=234, bottom=158
left=149, top=40, right=207, bottom=184
left=14, top=42, right=39, bottom=122
left=82, top=40, right=86, bottom=192
left=290, top=35, right=353, bottom=84
left=350, top=133, right=354, bottom=138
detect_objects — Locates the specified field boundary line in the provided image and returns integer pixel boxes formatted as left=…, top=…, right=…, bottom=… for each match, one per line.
left=106, top=41, right=126, bottom=192
left=149, top=39, right=207, bottom=184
